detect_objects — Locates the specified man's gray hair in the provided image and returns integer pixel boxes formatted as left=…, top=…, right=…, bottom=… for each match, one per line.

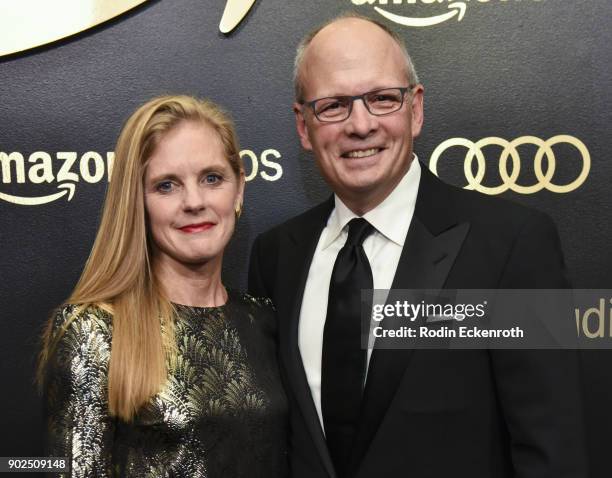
left=293, top=12, right=420, bottom=103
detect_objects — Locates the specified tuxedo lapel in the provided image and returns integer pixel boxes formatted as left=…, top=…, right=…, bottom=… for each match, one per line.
left=348, top=166, right=470, bottom=475
left=276, top=198, right=337, bottom=478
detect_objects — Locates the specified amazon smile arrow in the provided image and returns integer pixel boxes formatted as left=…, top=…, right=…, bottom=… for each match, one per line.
left=374, top=2, right=467, bottom=28
left=0, top=182, right=75, bottom=206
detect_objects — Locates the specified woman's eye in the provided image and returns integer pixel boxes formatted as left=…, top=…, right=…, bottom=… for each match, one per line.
left=156, top=181, right=174, bottom=193
left=204, top=174, right=222, bottom=185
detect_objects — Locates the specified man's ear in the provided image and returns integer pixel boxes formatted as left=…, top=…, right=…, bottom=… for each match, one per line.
left=410, top=84, right=425, bottom=139
left=294, top=103, right=313, bottom=151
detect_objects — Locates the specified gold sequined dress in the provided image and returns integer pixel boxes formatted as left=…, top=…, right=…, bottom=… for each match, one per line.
left=44, top=291, right=288, bottom=477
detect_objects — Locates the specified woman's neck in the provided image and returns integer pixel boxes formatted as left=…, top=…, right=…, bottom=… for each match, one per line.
left=153, top=257, right=227, bottom=307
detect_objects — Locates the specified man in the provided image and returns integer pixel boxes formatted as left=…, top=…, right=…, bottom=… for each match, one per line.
left=249, top=14, right=587, bottom=478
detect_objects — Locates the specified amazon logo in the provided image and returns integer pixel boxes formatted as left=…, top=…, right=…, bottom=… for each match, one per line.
left=0, top=0, right=256, bottom=58
left=351, top=0, right=542, bottom=28
left=0, top=151, right=114, bottom=206
left=0, top=147, right=282, bottom=206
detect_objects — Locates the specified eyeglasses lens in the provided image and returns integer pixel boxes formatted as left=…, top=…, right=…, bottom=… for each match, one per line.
left=365, top=89, right=404, bottom=115
left=313, top=88, right=405, bottom=122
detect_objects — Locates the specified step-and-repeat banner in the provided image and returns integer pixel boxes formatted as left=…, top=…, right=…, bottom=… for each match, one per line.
left=1, top=0, right=610, bottom=473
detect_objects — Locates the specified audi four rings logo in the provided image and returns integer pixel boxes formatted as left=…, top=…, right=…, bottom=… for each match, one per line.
left=429, top=136, right=591, bottom=195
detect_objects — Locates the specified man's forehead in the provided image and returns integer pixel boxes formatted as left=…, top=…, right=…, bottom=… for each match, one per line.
left=307, top=18, right=397, bottom=58
left=301, top=19, right=406, bottom=96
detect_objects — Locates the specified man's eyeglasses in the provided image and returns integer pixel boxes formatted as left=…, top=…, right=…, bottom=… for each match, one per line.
left=301, top=87, right=412, bottom=123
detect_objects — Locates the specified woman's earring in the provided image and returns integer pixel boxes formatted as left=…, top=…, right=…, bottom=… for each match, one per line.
left=235, top=202, right=243, bottom=219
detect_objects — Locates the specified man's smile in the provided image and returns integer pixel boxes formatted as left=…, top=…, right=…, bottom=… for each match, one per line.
left=341, top=147, right=385, bottom=159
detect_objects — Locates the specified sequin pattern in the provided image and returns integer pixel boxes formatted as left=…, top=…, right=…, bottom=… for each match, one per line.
left=44, top=291, right=288, bottom=477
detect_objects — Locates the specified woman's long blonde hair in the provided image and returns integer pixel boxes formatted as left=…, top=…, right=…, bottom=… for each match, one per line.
left=38, top=95, right=243, bottom=421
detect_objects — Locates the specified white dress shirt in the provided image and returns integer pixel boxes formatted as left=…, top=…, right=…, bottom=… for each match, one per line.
left=298, top=158, right=421, bottom=429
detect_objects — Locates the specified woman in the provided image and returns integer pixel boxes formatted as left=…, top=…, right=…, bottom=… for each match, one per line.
left=38, top=95, right=288, bottom=477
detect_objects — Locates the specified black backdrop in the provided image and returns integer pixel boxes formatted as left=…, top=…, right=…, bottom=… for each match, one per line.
left=1, top=0, right=611, bottom=475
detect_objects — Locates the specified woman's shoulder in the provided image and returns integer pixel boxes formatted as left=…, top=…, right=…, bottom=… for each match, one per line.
left=228, top=290, right=277, bottom=330
left=226, top=291, right=281, bottom=348
left=50, top=303, right=113, bottom=346
left=230, top=290, right=275, bottom=314
left=44, top=303, right=114, bottom=385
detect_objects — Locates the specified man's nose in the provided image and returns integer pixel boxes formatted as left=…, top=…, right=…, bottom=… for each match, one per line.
left=345, top=98, right=378, bottom=137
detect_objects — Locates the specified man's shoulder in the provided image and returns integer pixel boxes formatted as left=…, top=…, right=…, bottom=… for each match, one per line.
left=248, top=200, right=332, bottom=293
left=256, top=197, right=333, bottom=244
left=451, top=183, right=543, bottom=222
left=422, top=169, right=552, bottom=232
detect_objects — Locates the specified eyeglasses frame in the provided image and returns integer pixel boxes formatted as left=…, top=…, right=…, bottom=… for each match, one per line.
left=300, top=86, right=415, bottom=123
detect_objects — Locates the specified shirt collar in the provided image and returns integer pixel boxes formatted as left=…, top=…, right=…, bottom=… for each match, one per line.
left=322, top=155, right=421, bottom=249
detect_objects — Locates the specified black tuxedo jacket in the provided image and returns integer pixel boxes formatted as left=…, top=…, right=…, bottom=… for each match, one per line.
left=248, top=166, right=588, bottom=478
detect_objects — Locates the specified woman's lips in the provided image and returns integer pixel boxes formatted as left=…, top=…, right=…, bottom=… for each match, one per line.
left=179, top=222, right=215, bottom=233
